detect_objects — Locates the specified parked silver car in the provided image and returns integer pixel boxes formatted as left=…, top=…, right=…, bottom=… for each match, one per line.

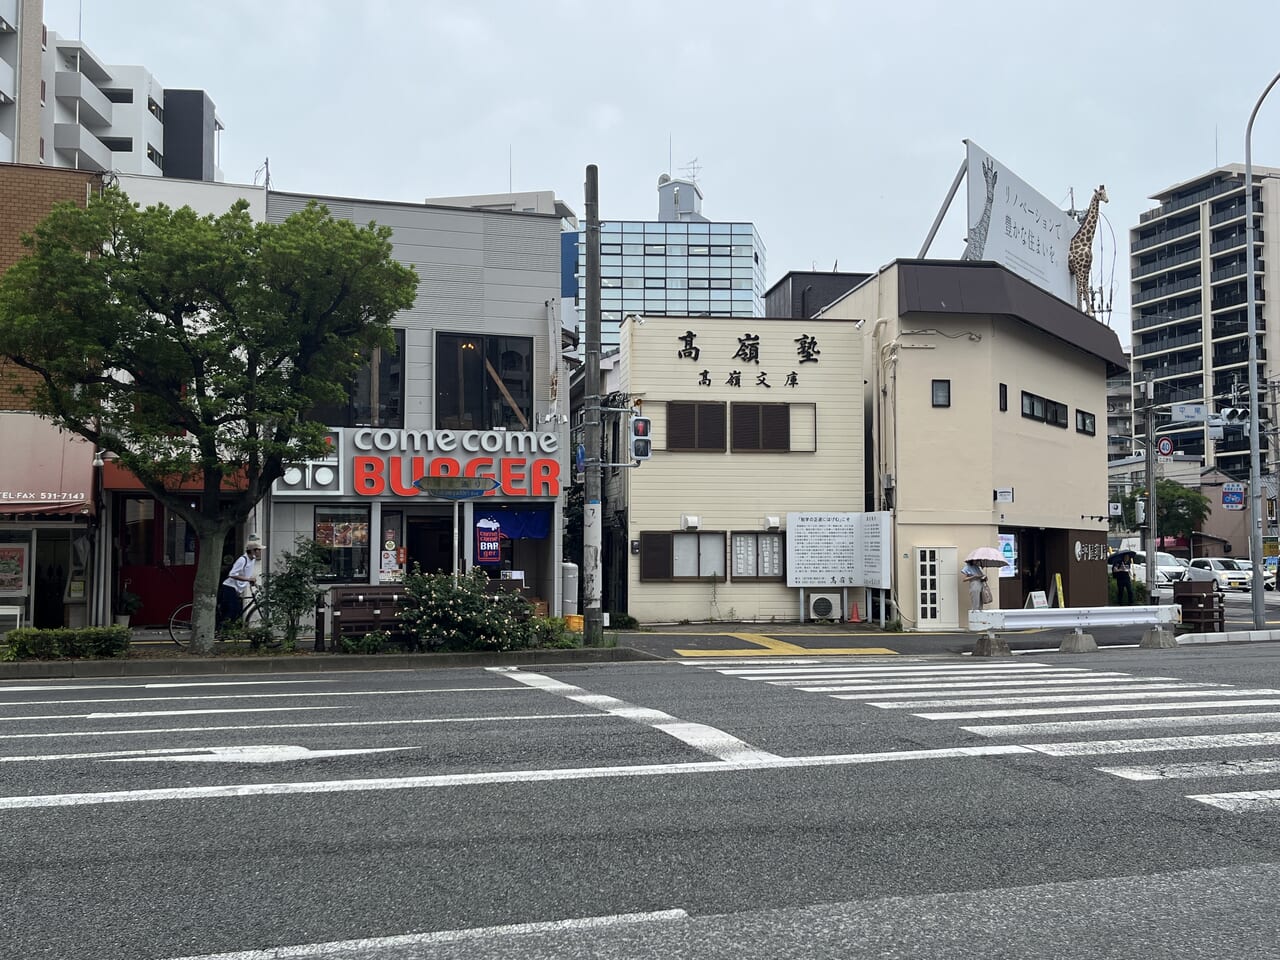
left=1187, top=557, right=1252, bottom=591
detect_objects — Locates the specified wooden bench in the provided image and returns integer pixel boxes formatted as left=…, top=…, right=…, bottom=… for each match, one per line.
left=328, top=587, right=415, bottom=648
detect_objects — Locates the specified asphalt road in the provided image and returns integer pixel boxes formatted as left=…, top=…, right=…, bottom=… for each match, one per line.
left=5, top=645, right=1280, bottom=958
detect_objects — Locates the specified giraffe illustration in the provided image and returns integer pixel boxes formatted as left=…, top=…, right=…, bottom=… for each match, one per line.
left=1068, top=185, right=1108, bottom=316
left=963, top=157, right=998, bottom=261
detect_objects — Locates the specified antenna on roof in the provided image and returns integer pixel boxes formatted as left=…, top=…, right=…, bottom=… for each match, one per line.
left=682, top=157, right=701, bottom=184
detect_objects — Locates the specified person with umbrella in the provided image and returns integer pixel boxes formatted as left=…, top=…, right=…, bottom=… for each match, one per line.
left=1110, top=549, right=1134, bottom=605
left=963, top=547, right=1005, bottom=611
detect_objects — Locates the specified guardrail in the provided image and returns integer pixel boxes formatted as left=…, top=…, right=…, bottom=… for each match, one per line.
left=968, top=605, right=1180, bottom=633
left=969, top=605, right=1182, bottom=655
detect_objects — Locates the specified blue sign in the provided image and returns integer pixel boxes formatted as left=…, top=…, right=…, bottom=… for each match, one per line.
left=576, top=443, right=586, bottom=474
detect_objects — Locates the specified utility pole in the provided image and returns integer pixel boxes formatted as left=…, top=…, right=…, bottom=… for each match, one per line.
left=582, top=165, right=603, bottom=646
left=1143, top=371, right=1158, bottom=600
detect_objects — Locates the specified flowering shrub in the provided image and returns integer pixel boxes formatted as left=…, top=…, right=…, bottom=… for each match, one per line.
left=399, top=567, right=535, bottom=652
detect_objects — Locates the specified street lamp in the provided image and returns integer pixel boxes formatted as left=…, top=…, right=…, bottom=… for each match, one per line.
left=1244, top=69, right=1280, bottom=630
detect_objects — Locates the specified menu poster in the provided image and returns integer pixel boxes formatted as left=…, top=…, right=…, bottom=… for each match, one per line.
left=0, top=544, right=28, bottom=596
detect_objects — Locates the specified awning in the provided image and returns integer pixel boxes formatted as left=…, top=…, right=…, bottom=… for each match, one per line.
left=0, top=413, right=95, bottom=515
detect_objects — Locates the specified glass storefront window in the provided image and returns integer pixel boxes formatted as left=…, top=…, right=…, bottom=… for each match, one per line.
left=314, top=505, right=372, bottom=583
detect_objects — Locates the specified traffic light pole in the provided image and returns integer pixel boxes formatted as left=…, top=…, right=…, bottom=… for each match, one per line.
left=1143, top=372, right=1157, bottom=600
left=583, top=165, right=603, bottom=646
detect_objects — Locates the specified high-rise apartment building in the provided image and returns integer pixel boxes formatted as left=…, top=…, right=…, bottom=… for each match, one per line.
left=0, top=0, right=222, bottom=179
left=573, top=174, right=766, bottom=354
left=1129, top=163, right=1280, bottom=478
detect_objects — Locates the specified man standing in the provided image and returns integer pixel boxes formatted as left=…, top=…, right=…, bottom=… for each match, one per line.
left=1111, top=552, right=1133, bottom=605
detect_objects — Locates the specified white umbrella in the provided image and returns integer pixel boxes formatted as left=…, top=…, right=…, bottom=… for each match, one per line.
left=965, top=546, right=1009, bottom=568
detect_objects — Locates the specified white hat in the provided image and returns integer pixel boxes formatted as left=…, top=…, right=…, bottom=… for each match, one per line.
left=245, top=539, right=265, bottom=552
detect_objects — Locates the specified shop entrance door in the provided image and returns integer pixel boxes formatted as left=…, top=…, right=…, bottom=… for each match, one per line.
left=406, top=516, right=454, bottom=575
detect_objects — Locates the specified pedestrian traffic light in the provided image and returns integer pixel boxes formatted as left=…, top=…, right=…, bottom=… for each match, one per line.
left=630, top=415, right=652, bottom=461
left=1135, top=499, right=1146, bottom=524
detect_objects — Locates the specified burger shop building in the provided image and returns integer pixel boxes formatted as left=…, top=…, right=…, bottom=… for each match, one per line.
left=266, top=425, right=567, bottom=619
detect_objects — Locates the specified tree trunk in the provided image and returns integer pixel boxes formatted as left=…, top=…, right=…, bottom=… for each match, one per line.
left=189, top=523, right=231, bottom=654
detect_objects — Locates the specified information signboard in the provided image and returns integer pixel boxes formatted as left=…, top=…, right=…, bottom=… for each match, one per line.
left=785, top=512, right=892, bottom=589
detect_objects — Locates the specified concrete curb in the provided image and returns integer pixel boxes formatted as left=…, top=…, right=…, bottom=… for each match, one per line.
left=0, top=646, right=662, bottom=680
left=1177, top=630, right=1280, bottom=645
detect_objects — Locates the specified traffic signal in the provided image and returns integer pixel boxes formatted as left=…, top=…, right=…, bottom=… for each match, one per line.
left=1135, top=499, right=1146, bottom=524
left=630, top=415, right=652, bottom=461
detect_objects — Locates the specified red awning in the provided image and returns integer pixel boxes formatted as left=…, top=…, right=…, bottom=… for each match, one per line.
left=0, top=413, right=95, bottom=515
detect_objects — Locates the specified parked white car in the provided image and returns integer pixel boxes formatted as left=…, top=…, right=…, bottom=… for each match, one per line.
left=1128, top=551, right=1184, bottom=587
left=1232, top=560, right=1276, bottom=590
left=1187, top=557, right=1252, bottom=591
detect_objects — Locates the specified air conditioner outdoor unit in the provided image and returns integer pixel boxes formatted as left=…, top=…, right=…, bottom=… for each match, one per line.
left=808, top=593, right=843, bottom=621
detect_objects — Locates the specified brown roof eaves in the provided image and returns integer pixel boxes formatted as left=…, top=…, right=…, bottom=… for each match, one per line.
left=893, top=259, right=1128, bottom=376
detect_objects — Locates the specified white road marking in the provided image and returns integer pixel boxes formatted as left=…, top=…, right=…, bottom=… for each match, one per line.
left=1097, top=757, right=1280, bottom=781
left=1188, top=789, right=1280, bottom=812
left=101, top=745, right=417, bottom=764
left=1026, top=731, right=1280, bottom=757
left=964, top=712, right=1280, bottom=738
left=873, top=689, right=1259, bottom=709
left=793, top=675, right=1182, bottom=691
left=95, top=707, right=342, bottom=720
left=0, top=680, right=335, bottom=693
left=161, top=909, right=691, bottom=960
left=716, top=664, right=1085, bottom=678
left=0, top=744, right=1033, bottom=809
left=913, top=698, right=1280, bottom=719
left=0, top=686, right=536, bottom=709
left=0, top=706, right=343, bottom=722
left=767, top=670, right=1123, bottom=686
left=0, top=713, right=606, bottom=743
left=829, top=686, right=1198, bottom=701
left=490, top=667, right=779, bottom=762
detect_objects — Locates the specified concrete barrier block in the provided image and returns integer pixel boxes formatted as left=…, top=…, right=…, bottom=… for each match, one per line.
left=972, top=632, right=1011, bottom=657
left=1058, top=631, right=1098, bottom=654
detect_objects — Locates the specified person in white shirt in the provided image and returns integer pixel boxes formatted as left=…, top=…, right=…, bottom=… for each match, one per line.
left=218, top=539, right=262, bottom=628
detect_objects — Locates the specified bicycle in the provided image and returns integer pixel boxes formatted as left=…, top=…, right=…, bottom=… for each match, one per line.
left=168, top=585, right=279, bottom=648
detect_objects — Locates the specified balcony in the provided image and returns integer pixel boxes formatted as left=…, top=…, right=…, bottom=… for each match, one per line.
left=1210, top=232, right=1264, bottom=254
left=0, top=57, right=12, bottom=104
left=1131, top=244, right=1201, bottom=280
left=53, top=123, right=111, bottom=171
left=1132, top=219, right=1200, bottom=253
left=0, top=129, right=11, bottom=164
left=0, top=0, right=15, bottom=30
left=54, top=70, right=112, bottom=128
left=1133, top=274, right=1202, bottom=305
left=1132, top=304, right=1203, bottom=331
left=1210, top=261, right=1249, bottom=284
left=1134, top=328, right=1203, bottom=358
left=1209, top=204, right=1257, bottom=227
left=1139, top=177, right=1242, bottom=223
left=1148, top=358, right=1204, bottom=379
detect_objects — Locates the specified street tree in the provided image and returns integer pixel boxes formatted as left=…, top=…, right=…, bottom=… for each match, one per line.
left=1120, top=479, right=1212, bottom=540
left=0, top=186, right=418, bottom=651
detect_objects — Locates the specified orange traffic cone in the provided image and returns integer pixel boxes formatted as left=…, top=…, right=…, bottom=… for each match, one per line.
left=848, top=602, right=861, bottom=624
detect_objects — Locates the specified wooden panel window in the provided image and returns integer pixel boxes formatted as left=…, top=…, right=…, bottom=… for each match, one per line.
left=666, top=401, right=726, bottom=452
left=731, top=402, right=791, bottom=452
left=639, top=531, right=726, bottom=581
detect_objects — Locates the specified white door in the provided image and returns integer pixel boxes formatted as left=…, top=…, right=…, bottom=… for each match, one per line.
left=915, top=546, right=959, bottom=629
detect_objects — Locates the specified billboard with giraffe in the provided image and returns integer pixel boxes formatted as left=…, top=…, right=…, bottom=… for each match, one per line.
left=962, top=139, right=1080, bottom=308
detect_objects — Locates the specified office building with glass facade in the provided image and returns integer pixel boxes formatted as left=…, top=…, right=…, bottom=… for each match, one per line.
left=574, top=176, right=766, bottom=354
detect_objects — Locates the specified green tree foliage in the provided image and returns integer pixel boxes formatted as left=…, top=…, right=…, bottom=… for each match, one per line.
left=1120, top=479, right=1212, bottom=539
left=0, top=187, right=418, bottom=651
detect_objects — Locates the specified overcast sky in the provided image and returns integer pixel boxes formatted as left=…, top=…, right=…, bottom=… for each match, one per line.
left=42, top=0, right=1280, bottom=343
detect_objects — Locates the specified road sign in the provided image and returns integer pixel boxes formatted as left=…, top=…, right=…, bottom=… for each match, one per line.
left=576, top=443, right=586, bottom=475
left=1223, top=481, right=1246, bottom=511
left=1156, top=437, right=1174, bottom=457
left=411, top=476, right=501, bottom=499
left=1171, top=403, right=1208, bottom=422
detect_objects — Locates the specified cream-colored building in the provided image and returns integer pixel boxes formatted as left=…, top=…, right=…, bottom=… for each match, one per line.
left=614, top=314, right=864, bottom=623
left=822, top=260, right=1128, bottom=629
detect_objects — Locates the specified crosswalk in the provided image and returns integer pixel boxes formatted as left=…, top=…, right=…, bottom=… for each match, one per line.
left=688, top=656, right=1280, bottom=814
